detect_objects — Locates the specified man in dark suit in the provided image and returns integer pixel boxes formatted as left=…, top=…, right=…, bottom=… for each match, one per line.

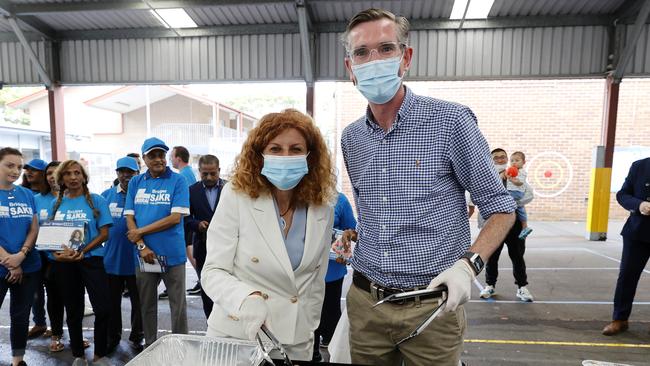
left=186, top=154, right=226, bottom=318
left=603, top=157, right=650, bottom=336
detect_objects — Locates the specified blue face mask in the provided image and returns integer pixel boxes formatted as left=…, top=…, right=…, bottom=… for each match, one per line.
left=351, top=56, right=403, bottom=104
left=261, top=154, right=309, bottom=191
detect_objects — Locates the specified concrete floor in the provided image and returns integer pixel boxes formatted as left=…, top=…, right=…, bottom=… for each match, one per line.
left=2, top=221, right=649, bottom=366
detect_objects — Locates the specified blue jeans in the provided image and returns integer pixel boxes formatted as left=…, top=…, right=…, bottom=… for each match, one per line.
left=508, top=190, right=528, bottom=222
left=0, top=271, right=40, bottom=356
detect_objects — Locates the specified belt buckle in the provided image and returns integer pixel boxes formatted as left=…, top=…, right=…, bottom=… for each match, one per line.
left=370, top=283, right=385, bottom=301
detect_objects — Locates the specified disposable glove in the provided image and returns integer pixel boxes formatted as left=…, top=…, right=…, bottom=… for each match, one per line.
left=238, top=295, right=268, bottom=340
left=427, top=259, right=475, bottom=312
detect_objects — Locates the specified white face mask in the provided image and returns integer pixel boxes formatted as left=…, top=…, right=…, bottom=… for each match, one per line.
left=495, top=164, right=508, bottom=173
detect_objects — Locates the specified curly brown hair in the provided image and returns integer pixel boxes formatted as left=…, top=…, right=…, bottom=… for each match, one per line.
left=230, top=109, right=335, bottom=206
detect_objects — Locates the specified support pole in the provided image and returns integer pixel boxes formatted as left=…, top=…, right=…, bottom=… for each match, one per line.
left=47, top=86, right=66, bottom=160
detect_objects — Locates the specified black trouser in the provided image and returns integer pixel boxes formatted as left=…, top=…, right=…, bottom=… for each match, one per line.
left=485, top=219, right=528, bottom=287
left=193, top=238, right=213, bottom=319
left=31, top=251, right=49, bottom=327
left=0, top=271, right=40, bottom=357
left=314, top=277, right=344, bottom=350
left=107, top=274, right=144, bottom=345
left=44, top=259, right=65, bottom=337
left=612, top=237, right=650, bottom=320
left=53, top=257, right=111, bottom=358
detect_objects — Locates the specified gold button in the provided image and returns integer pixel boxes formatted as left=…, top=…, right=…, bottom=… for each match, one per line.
left=290, top=296, right=298, bottom=303
left=228, top=314, right=239, bottom=321
left=251, top=257, right=259, bottom=263
left=262, top=293, right=269, bottom=300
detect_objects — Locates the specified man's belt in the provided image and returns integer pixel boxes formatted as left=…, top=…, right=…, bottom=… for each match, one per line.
left=352, top=271, right=441, bottom=304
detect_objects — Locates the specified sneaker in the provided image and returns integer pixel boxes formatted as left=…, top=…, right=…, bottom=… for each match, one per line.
left=186, top=281, right=202, bottom=295
left=479, top=285, right=495, bottom=299
left=158, top=289, right=168, bottom=300
left=72, top=358, right=88, bottom=366
left=518, top=227, right=533, bottom=239
left=516, top=286, right=534, bottom=302
left=84, top=307, right=94, bottom=317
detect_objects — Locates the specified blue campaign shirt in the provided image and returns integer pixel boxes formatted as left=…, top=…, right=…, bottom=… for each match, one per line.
left=102, top=185, right=138, bottom=276
left=51, top=193, right=113, bottom=258
left=124, top=167, right=190, bottom=267
left=325, top=193, right=357, bottom=282
left=0, top=185, right=41, bottom=276
left=34, top=192, right=56, bottom=224
left=180, top=166, right=197, bottom=185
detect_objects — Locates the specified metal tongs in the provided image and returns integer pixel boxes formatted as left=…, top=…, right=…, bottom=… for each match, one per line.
left=255, top=324, right=293, bottom=366
left=373, top=285, right=448, bottom=345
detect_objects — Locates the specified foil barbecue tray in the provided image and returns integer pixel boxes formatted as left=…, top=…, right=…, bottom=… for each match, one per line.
left=126, top=334, right=269, bottom=366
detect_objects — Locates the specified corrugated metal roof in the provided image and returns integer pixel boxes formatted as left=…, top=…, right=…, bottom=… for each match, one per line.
left=308, top=0, right=453, bottom=22
left=187, top=4, right=297, bottom=26
left=490, top=0, right=625, bottom=17
left=37, top=10, right=162, bottom=30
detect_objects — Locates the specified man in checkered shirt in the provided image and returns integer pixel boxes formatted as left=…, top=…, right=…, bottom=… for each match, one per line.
left=339, top=8, right=517, bottom=366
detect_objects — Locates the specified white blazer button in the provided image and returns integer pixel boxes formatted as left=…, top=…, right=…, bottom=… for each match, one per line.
left=262, top=293, right=269, bottom=300
left=251, top=257, right=259, bottom=263
left=290, top=296, right=298, bottom=303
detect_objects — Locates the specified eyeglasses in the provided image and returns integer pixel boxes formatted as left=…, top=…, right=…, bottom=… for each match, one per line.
left=348, top=42, right=406, bottom=64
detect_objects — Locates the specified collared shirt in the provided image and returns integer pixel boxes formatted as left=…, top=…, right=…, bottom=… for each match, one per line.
left=124, top=167, right=190, bottom=267
left=102, top=184, right=138, bottom=275
left=341, top=86, right=516, bottom=289
left=203, top=182, right=220, bottom=211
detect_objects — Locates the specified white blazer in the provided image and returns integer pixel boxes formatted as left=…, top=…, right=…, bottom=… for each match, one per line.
left=201, top=183, right=334, bottom=349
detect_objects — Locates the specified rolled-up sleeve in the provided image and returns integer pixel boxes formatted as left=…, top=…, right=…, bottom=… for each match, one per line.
left=448, top=107, right=516, bottom=220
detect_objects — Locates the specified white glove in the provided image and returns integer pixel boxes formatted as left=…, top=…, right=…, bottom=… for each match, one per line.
left=238, top=295, right=268, bottom=340
left=427, top=259, right=475, bottom=312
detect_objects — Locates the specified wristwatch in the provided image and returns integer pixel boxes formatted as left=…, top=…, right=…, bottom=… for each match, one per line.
left=136, top=242, right=147, bottom=251
left=461, top=251, right=484, bottom=276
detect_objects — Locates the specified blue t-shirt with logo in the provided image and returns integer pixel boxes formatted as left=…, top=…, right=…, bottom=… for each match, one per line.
left=325, top=193, right=357, bottom=282
left=102, top=186, right=138, bottom=276
left=0, top=185, right=41, bottom=276
left=34, top=192, right=56, bottom=224
left=124, top=168, right=189, bottom=267
left=180, top=166, right=197, bottom=185
left=51, top=193, right=113, bottom=258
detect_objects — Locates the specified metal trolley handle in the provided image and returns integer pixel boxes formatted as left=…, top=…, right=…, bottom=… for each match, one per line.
left=256, top=325, right=294, bottom=366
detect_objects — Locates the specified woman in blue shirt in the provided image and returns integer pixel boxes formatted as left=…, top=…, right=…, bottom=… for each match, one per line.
left=0, top=147, right=42, bottom=366
left=33, top=160, right=70, bottom=353
left=313, top=192, right=356, bottom=360
left=49, top=160, right=113, bottom=366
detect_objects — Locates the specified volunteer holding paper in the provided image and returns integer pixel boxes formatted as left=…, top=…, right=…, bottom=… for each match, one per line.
left=50, top=160, right=113, bottom=366
left=124, top=137, right=190, bottom=347
left=101, top=157, right=144, bottom=352
left=0, top=147, right=41, bottom=366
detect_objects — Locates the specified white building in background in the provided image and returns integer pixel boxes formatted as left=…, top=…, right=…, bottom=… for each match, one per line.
left=8, top=85, right=257, bottom=193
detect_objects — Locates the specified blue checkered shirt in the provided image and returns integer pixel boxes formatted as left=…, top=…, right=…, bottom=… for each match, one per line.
left=342, top=86, right=516, bottom=289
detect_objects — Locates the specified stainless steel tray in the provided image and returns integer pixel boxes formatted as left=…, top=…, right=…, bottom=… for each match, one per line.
left=126, top=334, right=268, bottom=366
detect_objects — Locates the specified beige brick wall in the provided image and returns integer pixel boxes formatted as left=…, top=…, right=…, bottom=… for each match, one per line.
left=325, top=79, right=650, bottom=221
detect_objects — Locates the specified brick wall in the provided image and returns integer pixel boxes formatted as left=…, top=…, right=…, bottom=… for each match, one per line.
left=322, top=78, right=650, bottom=221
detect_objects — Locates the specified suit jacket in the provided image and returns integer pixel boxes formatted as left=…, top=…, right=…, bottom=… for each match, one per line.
left=201, top=183, right=334, bottom=350
left=617, top=157, right=650, bottom=242
left=186, top=179, right=226, bottom=247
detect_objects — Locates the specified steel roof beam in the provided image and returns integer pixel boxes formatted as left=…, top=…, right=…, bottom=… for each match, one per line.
left=613, top=0, right=650, bottom=81
left=6, top=16, right=52, bottom=87
left=0, top=0, right=56, bottom=39
left=296, top=0, right=314, bottom=85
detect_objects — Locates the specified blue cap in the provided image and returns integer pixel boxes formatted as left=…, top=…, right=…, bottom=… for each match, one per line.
left=25, top=158, right=47, bottom=171
left=116, top=157, right=139, bottom=172
left=141, top=137, right=169, bottom=156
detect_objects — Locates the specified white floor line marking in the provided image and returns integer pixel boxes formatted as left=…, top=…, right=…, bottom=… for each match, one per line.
left=470, top=299, right=650, bottom=305
left=581, top=248, right=650, bottom=275
left=0, top=325, right=207, bottom=334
